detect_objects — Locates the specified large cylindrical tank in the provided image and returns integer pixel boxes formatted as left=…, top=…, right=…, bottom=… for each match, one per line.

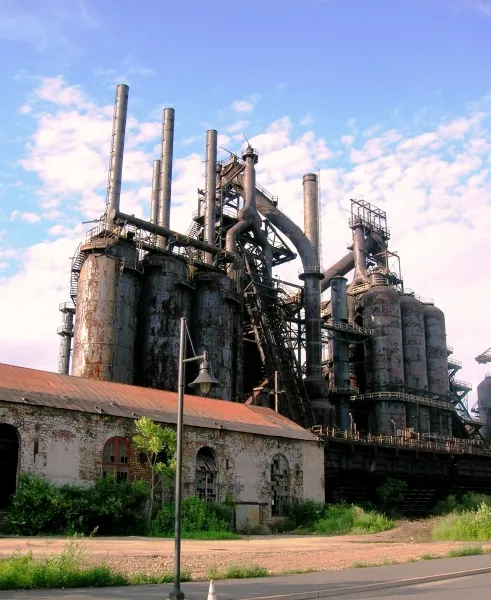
left=72, top=239, right=140, bottom=383
left=478, top=374, right=491, bottom=439
left=135, top=254, right=193, bottom=391
left=191, top=272, right=236, bottom=400
left=399, top=295, right=428, bottom=393
left=423, top=304, right=449, bottom=397
left=362, top=285, right=405, bottom=391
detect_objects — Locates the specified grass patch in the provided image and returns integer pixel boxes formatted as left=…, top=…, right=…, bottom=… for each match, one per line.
left=128, top=570, right=191, bottom=585
left=315, top=505, right=394, bottom=536
left=432, top=502, right=491, bottom=542
left=446, top=546, right=483, bottom=558
left=206, top=564, right=268, bottom=580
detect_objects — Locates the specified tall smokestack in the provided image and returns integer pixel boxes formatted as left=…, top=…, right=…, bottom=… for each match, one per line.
left=204, top=130, right=218, bottom=264
left=105, top=84, right=129, bottom=230
left=303, top=173, right=320, bottom=262
left=157, top=108, right=175, bottom=247
left=150, top=159, right=161, bottom=243
left=57, top=303, right=75, bottom=375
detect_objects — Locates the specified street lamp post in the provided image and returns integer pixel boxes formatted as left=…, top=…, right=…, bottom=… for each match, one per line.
left=169, top=317, right=220, bottom=600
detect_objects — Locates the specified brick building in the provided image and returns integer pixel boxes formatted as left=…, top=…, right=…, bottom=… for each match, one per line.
left=0, top=364, right=324, bottom=527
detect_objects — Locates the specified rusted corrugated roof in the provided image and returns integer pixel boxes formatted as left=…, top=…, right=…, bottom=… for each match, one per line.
left=0, top=363, right=318, bottom=442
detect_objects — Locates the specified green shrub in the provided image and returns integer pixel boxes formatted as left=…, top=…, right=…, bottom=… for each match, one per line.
left=433, top=502, right=491, bottom=541
left=434, top=493, right=491, bottom=516
left=150, top=496, right=235, bottom=536
left=3, top=474, right=148, bottom=536
left=206, top=564, right=268, bottom=580
left=315, top=504, right=394, bottom=536
left=288, top=499, right=325, bottom=529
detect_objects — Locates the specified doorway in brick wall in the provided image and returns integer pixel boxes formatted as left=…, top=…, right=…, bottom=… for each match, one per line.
left=0, top=424, right=19, bottom=509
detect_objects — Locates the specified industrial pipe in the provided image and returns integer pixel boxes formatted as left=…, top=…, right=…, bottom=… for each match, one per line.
left=250, top=183, right=329, bottom=405
left=320, top=232, right=387, bottom=292
left=158, top=107, right=175, bottom=246
left=105, top=84, right=129, bottom=230
left=330, top=275, right=350, bottom=429
left=57, top=303, right=75, bottom=376
left=226, top=147, right=273, bottom=278
left=204, top=130, right=218, bottom=264
left=303, top=173, right=320, bottom=262
left=112, top=210, right=235, bottom=261
left=150, top=159, right=161, bottom=226
left=351, top=225, right=369, bottom=286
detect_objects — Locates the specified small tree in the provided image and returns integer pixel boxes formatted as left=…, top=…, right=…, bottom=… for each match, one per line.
left=133, top=417, right=177, bottom=522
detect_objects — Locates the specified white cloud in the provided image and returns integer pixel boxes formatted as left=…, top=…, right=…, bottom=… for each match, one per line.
left=18, top=104, right=32, bottom=114
left=20, top=212, right=41, bottom=223
left=232, top=95, right=260, bottom=113
left=34, top=75, right=86, bottom=107
left=93, top=56, right=155, bottom=87
left=299, top=113, right=314, bottom=126
left=227, top=121, right=250, bottom=134
left=340, top=135, right=354, bottom=146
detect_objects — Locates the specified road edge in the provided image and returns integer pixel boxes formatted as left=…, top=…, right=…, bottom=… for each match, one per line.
left=240, top=565, right=491, bottom=600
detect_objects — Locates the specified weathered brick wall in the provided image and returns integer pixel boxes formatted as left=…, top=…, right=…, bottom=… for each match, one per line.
left=0, top=402, right=324, bottom=516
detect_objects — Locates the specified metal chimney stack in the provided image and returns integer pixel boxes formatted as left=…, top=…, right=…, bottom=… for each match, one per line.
left=150, top=159, right=161, bottom=244
left=157, top=107, right=175, bottom=247
left=57, top=303, right=76, bottom=375
left=303, top=173, right=320, bottom=262
left=204, top=129, right=218, bottom=264
left=105, top=84, right=129, bottom=230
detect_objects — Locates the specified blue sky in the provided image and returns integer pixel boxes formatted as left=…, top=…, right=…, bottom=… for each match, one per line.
left=0, top=0, right=490, bottom=400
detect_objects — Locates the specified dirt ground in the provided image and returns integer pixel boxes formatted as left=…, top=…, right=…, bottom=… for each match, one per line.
left=0, top=521, right=488, bottom=581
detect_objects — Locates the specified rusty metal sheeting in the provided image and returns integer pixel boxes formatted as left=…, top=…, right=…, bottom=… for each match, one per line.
left=362, top=285, right=405, bottom=392
left=0, top=364, right=317, bottom=441
left=423, top=304, right=450, bottom=397
left=400, top=295, right=428, bottom=393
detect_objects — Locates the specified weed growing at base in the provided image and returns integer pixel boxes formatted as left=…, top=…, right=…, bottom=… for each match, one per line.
left=315, top=505, right=394, bottom=536
left=206, top=564, right=268, bottom=580
left=433, top=503, right=491, bottom=541
left=0, top=537, right=191, bottom=591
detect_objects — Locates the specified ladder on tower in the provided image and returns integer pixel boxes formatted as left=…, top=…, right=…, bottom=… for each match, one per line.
left=70, top=244, right=88, bottom=306
left=243, top=257, right=314, bottom=428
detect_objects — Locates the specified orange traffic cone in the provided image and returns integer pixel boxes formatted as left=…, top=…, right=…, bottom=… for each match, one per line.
left=207, top=579, right=217, bottom=600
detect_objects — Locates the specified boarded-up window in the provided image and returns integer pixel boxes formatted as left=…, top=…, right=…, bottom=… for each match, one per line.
left=271, top=453, right=289, bottom=516
left=196, top=447, right=217, bottom=503
left=102, top=437, right=130, bottom=483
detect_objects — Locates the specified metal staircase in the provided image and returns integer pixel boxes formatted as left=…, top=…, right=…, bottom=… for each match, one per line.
left=70, top=243, right=87, bottom=305
left=242, top=256, right=314, bottom=428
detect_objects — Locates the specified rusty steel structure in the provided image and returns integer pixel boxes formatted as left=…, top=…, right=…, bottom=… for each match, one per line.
left=57, top=83, right=491, bottom=512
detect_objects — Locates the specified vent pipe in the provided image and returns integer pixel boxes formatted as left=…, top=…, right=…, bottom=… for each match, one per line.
left=226, top=147, right=272, bottom=278
left=157, top=107, right=175, bottom=246
left=204, top=130, right=218, bottom=264
left=150, top=159, right=161, bottom=243
left=303, top=173, right=320, bottom=262
left=104, top=84, right=129, bottom=230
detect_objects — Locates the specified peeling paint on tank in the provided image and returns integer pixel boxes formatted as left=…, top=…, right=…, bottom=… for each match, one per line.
left=362, top=286, right=404, bottom=392
left=136, top=254, right=193, bottom=391
left=400, top=295, right=428, bottom=394
left=423, top=304, right=449, bottom=397
left=191, top=272, right=237, bottom=400
left=71, top=240, right=140, bottom=384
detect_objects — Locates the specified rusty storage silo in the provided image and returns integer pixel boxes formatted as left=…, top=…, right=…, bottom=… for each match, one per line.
left=71, top=239, right=140, bottom=383
left=422, top=303, right=449, bottom=397
left=478, top=374, right=491, bottom=439
left=361, top=282, right=405, bottom=391
left=135, top=254, right=194, bottom=391
left=191, top=271, right=237, bottom=400
left=399, top=294, right=428, bottom=394
left=374, top=400, right=406, bottom=435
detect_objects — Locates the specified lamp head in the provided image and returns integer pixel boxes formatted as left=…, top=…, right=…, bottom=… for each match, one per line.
left=189, top=354, right=220, bottom=394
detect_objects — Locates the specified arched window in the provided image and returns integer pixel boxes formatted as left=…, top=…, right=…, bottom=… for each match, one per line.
left=271, top=453, right=289, bottom=516
left=196, top=447, right=217, bottom=502
left=102, top=437, right=130, bottom=483
left=0, top=424, right=19, bottom=509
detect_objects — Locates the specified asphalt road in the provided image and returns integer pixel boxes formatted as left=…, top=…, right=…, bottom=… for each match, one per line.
left=341, top=571, right=491, bottom=599
left=0, top=554, right=490, bottom=600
